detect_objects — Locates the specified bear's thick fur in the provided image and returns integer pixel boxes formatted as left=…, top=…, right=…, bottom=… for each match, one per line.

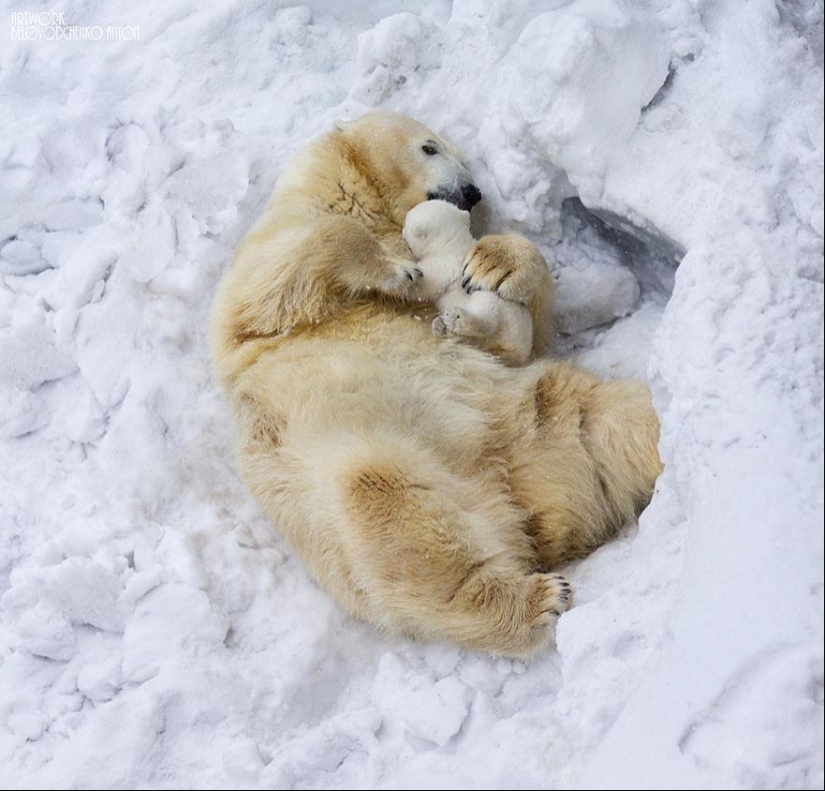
left=210, top=111, right=661, bottom=656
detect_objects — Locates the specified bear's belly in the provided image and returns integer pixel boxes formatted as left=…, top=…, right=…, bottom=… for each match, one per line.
left=243, top=310, right=530, bottom=471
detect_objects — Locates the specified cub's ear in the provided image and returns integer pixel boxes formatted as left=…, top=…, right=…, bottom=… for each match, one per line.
left=410, top=223, right=429, bottom=241
left=332, top=119, right=352, bottom=132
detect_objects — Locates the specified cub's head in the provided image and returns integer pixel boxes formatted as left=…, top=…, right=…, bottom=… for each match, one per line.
left=333, top=111, right=481, bottom=223
left=402, top=199, right=473, bottom=259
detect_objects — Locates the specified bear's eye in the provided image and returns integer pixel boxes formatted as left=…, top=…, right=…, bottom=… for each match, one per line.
left=421, top=144, right=438, bottom=156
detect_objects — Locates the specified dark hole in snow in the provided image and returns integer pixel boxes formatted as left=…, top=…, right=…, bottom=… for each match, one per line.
left=776, top=0, right=825, bottom=63
left=642, top=64, right=677, bottom=113
left=561, top=197, right=684, bottom=300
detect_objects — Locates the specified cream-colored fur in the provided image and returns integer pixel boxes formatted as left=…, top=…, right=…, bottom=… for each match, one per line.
left=210, top=111, right=662, bottom=657
left=403, top=200, right=535, bottom=365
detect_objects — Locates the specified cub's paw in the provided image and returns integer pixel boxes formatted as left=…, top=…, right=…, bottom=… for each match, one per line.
left=431, top=309, right=466, bottom=337
left=461, top=235, right=548, bottom=304
left=526, top=572, right=573, bottom=626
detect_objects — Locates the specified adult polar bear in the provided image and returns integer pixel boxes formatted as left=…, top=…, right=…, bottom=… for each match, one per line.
left=210, top=111, right=661, bottom=656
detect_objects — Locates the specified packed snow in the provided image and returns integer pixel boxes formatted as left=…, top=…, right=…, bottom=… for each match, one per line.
left=1, top=0, right=822, bottom=789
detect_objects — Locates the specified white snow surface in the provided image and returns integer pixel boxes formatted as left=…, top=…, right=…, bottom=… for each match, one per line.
left=1, top=1, right=823, bottom=789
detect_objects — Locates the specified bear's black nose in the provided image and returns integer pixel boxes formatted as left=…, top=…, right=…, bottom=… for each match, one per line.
left=461, top=183, right=482, bottom=210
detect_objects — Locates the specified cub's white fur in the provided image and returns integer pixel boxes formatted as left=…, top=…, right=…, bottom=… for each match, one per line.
left=404, top=200, right=534, bottom=365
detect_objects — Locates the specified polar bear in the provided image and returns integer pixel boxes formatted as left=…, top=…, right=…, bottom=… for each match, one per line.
left=210, top=111, right=662, bottom=657
left=403, top=200, right=535, bottom=365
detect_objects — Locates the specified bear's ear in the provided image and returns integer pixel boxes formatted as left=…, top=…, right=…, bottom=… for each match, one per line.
left=332, top=119, right=352, bottom=132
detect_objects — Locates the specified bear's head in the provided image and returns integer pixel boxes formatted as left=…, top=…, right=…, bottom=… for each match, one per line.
left=402, top=199, right=473, bottom=259
left=334, top=111, right=481, bottom=223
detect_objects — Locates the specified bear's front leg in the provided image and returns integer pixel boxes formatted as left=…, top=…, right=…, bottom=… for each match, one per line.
left=461, top=235, right=550, bottom=304
left=321, top=216, right=423, bottom=300
left=460, top=235, right=553, bottom=356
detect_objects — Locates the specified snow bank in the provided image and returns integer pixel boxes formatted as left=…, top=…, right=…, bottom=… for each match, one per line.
left=1, top=0, right=822, bottom=788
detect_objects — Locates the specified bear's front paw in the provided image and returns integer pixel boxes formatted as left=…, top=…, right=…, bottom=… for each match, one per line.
left=378, top=257, right=423, bottom=298
left=461, top=235, right=548, bottom=305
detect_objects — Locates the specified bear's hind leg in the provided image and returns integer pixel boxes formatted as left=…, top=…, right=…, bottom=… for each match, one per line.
left=514, top=363, right=662, bottom=568
left=331, top=434, right=572, bottom=656
left=578, top=377, right=663, bottom=524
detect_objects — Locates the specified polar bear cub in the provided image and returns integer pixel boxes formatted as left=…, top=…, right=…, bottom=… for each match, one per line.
left=403, top=200, right=534, bottom=365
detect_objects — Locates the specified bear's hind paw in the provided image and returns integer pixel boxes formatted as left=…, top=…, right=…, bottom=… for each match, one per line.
left=527, top=572, right=573, bottom=625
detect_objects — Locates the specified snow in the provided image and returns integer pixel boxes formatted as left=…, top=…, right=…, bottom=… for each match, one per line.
left=0, top=0, right=822, bottom=788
